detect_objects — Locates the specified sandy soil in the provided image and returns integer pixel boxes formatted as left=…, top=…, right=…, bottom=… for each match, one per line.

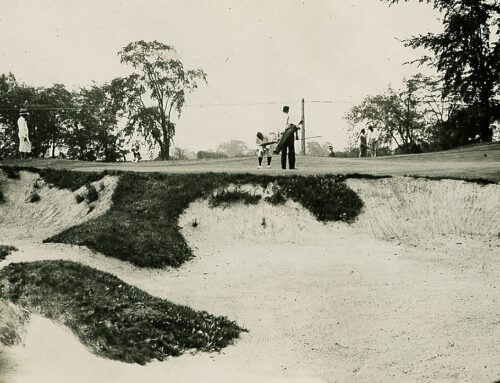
left=0, top=173, right=499, bottom=382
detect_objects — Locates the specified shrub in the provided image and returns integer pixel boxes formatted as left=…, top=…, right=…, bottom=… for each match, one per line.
left=75, top=193, right=85, bottom=204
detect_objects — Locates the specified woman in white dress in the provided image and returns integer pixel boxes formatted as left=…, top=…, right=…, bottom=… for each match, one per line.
left=17, top=108, right=31, bottom=159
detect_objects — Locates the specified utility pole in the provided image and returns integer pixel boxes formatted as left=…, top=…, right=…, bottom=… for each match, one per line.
left=301, top=98, right=306, bottom=156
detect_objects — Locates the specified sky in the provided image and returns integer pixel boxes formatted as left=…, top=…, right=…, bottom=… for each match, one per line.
left=0, top=0, right=441, bottom=151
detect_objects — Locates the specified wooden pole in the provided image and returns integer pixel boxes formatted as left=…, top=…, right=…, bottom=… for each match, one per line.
left=301, top=98, right=306, bottom=156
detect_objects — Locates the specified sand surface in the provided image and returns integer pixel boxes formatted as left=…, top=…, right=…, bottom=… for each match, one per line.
left=0, top=173, right=499, bottom=382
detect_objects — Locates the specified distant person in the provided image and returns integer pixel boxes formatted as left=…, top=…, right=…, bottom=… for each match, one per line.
left=273, top=105, right=302, bottom=169
left=328, top=145, right=335, bottom=157
left=256, top=132, right=274, bottom=169
left=131, top=141, right=142, bottom=162
left=358, top=128, right=368, bottom=158
left=17, top=108, right=31, bottom=159
left=367, top=125, right=380, bottom=157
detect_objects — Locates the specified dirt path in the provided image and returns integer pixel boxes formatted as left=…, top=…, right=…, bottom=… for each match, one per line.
left=0, top=173, right=499, bottom=382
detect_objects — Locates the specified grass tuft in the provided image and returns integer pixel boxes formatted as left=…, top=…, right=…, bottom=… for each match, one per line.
left=209, top=189, right=261, bottom=207
left=0, top=260, right=245, bottom=364
left=84, top=183, right=99, bottom=203
left=29, top=190, right=41, bottom=203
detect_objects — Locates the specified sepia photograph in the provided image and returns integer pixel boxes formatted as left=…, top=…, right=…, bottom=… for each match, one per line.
left=0, top=0, right=499, bottom=382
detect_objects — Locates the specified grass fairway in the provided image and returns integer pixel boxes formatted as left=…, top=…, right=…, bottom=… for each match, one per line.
left=1, top=142, right=499, bottom=182
left=0, top=260, right=244, bottom=364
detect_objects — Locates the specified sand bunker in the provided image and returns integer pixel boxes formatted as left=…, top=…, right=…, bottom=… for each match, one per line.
left=0, top=170, right=117, bottom=243
left=0, top=175, right=499, bottom=382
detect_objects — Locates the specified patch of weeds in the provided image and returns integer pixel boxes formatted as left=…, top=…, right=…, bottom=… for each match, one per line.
left=33, top=179, right=41, bottom=189
left=0, top=245, right=18, bottom=261
left=0, top=190, right=4, bottom=204
left=261, top=217, right=267, bottom=228
left=29, top=190, right=41, bottom=203
left=0, top=261, right=245, bottom=364
left=99, top=182, right=106, bottom=191
left=209, top=189, right=261, bottom=208
left=75, top=193, right=85, bottom=204
left=191, top=219, right=199, bottom=228
left=84, top=183, right=99, bottom=203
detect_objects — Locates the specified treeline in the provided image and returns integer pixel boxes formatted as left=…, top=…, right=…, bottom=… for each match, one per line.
left=0, top=73, right=129, bottom=161
left=346, top=0, right=500, bottom=154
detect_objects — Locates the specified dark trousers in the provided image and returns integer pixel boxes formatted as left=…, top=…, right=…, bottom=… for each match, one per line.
left=281, top=137, right=296, bottom=169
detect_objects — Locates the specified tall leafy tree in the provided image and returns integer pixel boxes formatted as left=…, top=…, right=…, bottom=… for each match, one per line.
left=382, top=0, right=500, bottom=141
left=345, top=76, right=426, bottom=153
left=119, top=40, right=207, bottom=160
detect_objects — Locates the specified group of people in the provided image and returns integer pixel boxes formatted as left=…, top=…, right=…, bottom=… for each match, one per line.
left=358, top=126, right=379, bottom=158
left=256, top=105, right=302, bottom=170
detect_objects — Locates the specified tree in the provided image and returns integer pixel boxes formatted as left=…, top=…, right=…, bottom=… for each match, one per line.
left=119, top=41, right=207, bottom=160
left=30, top=84, right=74, bottom=158
left=66, top=80, right=127, bottom=161
left=345, top=75, right=427, bottom=153
left=306, top=141, right=329, bottom=157
left=382, top=0, right=500, bottom=142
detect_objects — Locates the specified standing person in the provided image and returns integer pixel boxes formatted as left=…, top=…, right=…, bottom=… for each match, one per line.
left=17, top=108, right=31, bottom=159
left=274, top=105, right=302, bottom=169
left=367, top=125, right=379, bottom=157
left=358, top=128, right=368, bottom=158
left=256, top=132, right=274, bottom=169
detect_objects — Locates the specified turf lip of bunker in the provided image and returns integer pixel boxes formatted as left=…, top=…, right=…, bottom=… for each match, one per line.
left=40, top=170, right=364, bottom=268
left=0, top=260, right=245, bottom=365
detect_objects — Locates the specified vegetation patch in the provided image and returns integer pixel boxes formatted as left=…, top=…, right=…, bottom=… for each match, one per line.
left=0, top=166, right=108, bottom=191
left=0, top=189, right=4, bottom=204
left=0, top=245, right=17, bottom=261
left=29, top=190, right=41, bottom=203
left=44, top=171, right=363, bottom=268
left=0, top=260, right=245, bottom=364
left=209, top=189, right=261, bottom=208
left=1, top=166, right=20, bottom=179
left=0, top=298, right=29, bottom=346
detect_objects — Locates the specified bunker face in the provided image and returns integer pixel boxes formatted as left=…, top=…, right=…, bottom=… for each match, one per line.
left=1, top=173, right=499, bottom=382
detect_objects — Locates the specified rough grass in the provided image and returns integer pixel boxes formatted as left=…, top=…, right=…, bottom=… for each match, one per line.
left=0, top=298, right=29, bottom=346
left=0, top=260, right=245, bottom=364
left=209, top=189, right=262, bottom=207
left=45, top=171, right=363, bottom=268
left=0, top=245, right=17, bottom=261
left=0, top=165, right=107, bottom=191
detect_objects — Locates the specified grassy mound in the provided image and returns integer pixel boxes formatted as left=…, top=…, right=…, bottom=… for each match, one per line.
left=0, top=260, right=244, bottom=364
left=44, top=172, right=363, bottom=268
